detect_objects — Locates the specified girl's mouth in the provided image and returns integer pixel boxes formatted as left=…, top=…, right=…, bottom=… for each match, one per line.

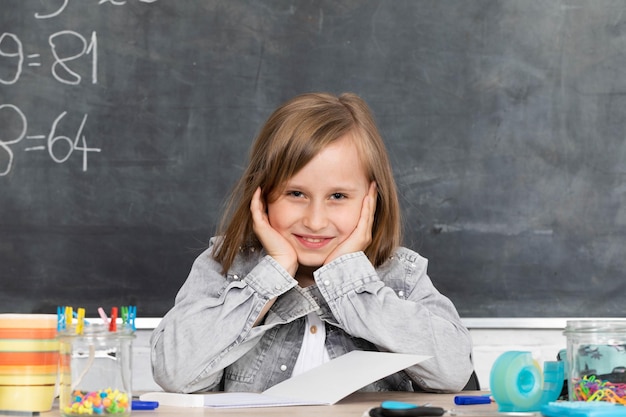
left=295, top=235, right=332, bottom=249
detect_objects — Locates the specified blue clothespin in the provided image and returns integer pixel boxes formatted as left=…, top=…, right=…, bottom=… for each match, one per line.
left=128, top=305, right=137, bottom=331
left=57, top=306, right=66, bottom=331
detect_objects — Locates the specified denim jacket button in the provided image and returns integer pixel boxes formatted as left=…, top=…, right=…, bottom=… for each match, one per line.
left=323, top=280, right=330, bottom=286
left=398, top=290, right=405, bottom=298
left=280, top=365, right=287, bottom=371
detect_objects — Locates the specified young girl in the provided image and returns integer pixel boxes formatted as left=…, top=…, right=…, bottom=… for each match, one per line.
left=150, top=92, right=474, bottom=394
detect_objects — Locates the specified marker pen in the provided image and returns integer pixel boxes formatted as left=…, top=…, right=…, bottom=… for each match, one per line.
left=131, top=400, right=159, bottom=410
left=453, top=394, right=492, bottom=405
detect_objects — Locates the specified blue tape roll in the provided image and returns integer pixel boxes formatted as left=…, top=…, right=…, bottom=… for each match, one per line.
left=489, top=351, right=564, bottom=412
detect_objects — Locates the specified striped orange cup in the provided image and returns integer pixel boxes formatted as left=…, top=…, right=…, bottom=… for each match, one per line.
left=0, top=314, right=59, bottom=412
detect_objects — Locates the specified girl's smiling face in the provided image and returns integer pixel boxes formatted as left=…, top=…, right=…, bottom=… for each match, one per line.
left=267, top=133, right=370, bottom=269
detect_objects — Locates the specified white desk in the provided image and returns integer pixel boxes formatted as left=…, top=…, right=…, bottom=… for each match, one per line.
left=42, top=391, right=494, bottom=417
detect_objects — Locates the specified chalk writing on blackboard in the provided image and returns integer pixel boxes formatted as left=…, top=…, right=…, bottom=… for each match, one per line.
left=0, top=104, right=101, bottom=176
left=0, top=31, right=97, bottom=85
left=2, top=0, right=162, bottom=177
left=35, top=0, right=158, bottom=20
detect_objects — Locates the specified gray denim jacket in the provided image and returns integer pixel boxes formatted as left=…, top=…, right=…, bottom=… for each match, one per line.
left=151, top=238, right=473, bottom=394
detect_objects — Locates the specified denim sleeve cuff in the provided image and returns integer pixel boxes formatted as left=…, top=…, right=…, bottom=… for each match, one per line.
left=243, top=255, right=298, bottom=298
left=314, top=251, right=381, bottom=300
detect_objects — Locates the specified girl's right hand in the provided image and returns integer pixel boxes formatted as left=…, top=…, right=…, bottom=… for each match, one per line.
left=250, top=187, right=298, bottom=277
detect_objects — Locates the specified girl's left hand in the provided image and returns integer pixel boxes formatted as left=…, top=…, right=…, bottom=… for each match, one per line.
left=324, top=181, right=377, bottom=265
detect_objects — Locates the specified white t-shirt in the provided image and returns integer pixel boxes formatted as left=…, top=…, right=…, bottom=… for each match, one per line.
left=291, top=312, right=330, bottom=376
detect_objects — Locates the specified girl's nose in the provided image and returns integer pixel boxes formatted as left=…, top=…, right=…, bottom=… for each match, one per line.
left=302, top=201, right=328, bottom=231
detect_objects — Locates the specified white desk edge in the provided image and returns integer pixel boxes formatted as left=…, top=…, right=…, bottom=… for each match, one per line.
left=130, top=317, right=626, bottom=330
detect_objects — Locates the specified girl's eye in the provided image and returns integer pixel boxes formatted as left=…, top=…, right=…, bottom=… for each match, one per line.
left=330, top=193, right=346, bottom=200
left=288, top=191, right=303, bottom=198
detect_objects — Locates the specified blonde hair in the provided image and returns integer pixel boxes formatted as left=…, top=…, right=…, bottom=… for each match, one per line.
left=213, top=92, right=402, bottom=272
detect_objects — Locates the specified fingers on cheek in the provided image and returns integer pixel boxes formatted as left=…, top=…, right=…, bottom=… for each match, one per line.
left=368, top=196, right=376, bottom=218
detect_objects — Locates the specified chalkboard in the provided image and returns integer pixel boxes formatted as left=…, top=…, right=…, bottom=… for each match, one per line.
left=2, top=0, right=625, bottom=318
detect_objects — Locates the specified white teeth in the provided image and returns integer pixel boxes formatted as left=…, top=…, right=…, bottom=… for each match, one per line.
left=303, top=237, right=323, bottom=243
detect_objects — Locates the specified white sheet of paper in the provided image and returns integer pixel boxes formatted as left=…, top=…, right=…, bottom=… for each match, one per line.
left=200, top=392, right=315, bottom=407
left=141, top=351, right=430, bottom=408
left=262, top=351, right=430, bottom=405
left=209, top=351, right=430, bottom=407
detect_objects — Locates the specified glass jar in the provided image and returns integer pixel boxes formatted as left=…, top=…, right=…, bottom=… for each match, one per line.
left=564, top=320, right=626, bottom=403
left=58, top=324, right=135, bottom=416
